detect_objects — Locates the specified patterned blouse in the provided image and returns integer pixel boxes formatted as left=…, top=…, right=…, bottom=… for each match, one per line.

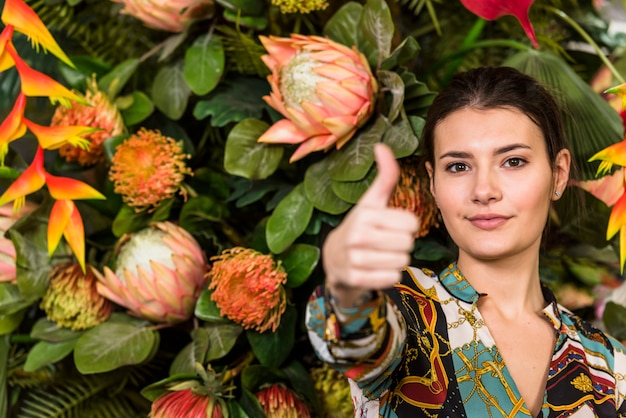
left=306, top=262, right=626, bottom=417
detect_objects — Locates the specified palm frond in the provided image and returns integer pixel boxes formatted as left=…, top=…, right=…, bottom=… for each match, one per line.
left=216, top=25, right=270, bottom=78
left=394, top=0, right=442, bottom=35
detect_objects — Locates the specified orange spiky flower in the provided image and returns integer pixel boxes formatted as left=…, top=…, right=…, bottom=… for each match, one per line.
left=255, top=384, right=311, bottom=418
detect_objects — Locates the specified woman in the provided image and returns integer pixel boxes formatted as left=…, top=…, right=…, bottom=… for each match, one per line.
left=306, top=66, right=626, bottom=417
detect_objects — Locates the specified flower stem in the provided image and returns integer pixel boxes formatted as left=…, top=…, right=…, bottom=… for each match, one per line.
left=544, top=5, right=625, bottom=84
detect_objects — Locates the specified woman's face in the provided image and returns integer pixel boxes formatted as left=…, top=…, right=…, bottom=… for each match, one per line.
left=426, top=107, right=570, bottom=263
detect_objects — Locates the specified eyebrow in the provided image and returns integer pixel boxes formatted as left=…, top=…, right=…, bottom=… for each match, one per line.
left=438, top=143, right=532, bottom=160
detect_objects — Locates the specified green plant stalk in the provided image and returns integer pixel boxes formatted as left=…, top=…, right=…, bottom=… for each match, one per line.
left=0, top=335, right=8, bottom=418
left=442, top=18, right=487, bottom=85
left=545, top=6, right=625, bottom=84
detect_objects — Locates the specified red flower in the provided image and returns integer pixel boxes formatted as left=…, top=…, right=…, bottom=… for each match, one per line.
left=255, top=384, right=311, bottom=418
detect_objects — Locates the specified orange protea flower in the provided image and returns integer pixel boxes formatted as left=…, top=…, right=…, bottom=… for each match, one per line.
left=40, top=262, right=113, bottom=330
left=109, top=128, right=192, bottom=212
left=52, top=80, right=125, bottom=166
left=113, top=0, right=215, bottom=32
left=258, top=34, right=378, bottom=162
left=271, top=0, right=329, bottom=14
left=208, top=247, right=287, bottom=333
left=255, top=384, right=311, bottom=418
left=0, top=201, right=37, bottom=283
left=389, top=156, right=439, bottom=238
left=310, top=363, right=353, bottom=418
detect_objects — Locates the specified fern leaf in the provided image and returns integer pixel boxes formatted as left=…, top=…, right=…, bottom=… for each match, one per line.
left=216, top=25, right=270, bottom=77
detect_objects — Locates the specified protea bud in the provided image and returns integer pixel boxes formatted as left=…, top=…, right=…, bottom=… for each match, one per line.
left=258, top=34, right=378, bottom=162
left=113, top=0, right=215, bottom=32
left=94, top=222, right=208, bottom=324
left=0, top=201, right=37, bottom=283
left=109, top=128, right=192, bottom=212
left=52, top=78, right=125, bottom=166
left=150, top=388, right=224, bottom=418
left=207, top=247, right=287, bottom=333
left=255, top=384, right=311, bottom=418
left=388, top=156, right=439, bottom=238
left=40, top=262, right=113, bottom=330
left=310, top=363, right=353, bottom=418
left=271, top=0, right=329, bottom=14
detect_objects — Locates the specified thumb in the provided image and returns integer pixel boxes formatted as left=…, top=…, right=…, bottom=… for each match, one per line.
left=358, top=143, right=400, bottom=208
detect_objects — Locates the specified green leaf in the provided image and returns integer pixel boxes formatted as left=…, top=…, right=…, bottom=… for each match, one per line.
left=99, top=58, right=140, bottom=99
left=194, top=289, right=231, bottom=323
left=58, top=55, right=111, bottom=90
left=224, top=118, right=283, bottom=179
left=74, top=322, right=158, bottom=374
left=331, top=166, right=376, bottom=204
left=278, top=244, right=320, bottom=288
left=246, top=305, right=296, bottom=368
left=0, top=283, right=30, bottom=317
left=266, top=184, right=314, bottom=254
left=152, top=61, right=191, bottom=120
left=282, top=360, right=319, bottom=411
left=112, top=204, right=151, bottom=237
left=193, top=76, right=269, bottom=127
left=381, top=37, right=421, bottom=71
left=409, top=115, right=426, bottom=138
left=241, top=364, right=285, bottom=391
left=227, top=400, right=250, bottom=418
left=603, top=302, right=626, bottom=340
left=239, top=387, right=265, bottom=418
left=206, top=323, right=243, bottom=361
left=398, top=67, right=436, bottom=117
left=30, top=318, right=82, bottom=342
left=329, top=116, right=387, bottom=181
left=304, top=159, right=352, bottom=215
left=184, top=34, right=225, bottom=96
left=222, top=9, right=268, bottom=30
left=378, top=70, right=404, bottom=123
left=360, top=0, right=394, bottom=60
left=382, top=116, right=419, bottom=158
left=323, top=2, right=363, bottom=47
left=169, top=328, right=210, bottom=375
left=24, top=339, right=76, bottom=372
left=0, top=309, right=26, bottom=335
left=119, top=91, right=154, bottom=126
left=412, top=238, right=454, bottom=262
left=216, top=0, right=265, bottom=15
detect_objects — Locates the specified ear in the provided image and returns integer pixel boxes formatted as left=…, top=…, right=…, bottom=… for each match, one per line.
left=552, top=149, right=571, bottom=200
left=426, top=161, right=436, bottom=198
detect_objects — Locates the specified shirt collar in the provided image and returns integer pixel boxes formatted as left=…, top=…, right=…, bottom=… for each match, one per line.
left=438, top=262, right=564, bottom=332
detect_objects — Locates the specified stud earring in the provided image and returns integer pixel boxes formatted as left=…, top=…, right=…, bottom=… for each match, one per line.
left=555, top=191, right=561, bottom=197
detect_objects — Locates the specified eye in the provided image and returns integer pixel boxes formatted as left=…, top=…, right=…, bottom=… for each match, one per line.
left=447, top=162, right=468, bottom=173
left=504, top=157, right=526, bottom=168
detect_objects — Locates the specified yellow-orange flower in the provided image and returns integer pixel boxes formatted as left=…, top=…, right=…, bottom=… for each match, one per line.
left=255, top=384, right=311, bottom=418
left=588, top=139, right=626, bottom=176
left=208, top=247, right=287, bottom=333
left=271, top=0, right=329, bottom=14
left=389, top=156, right=439, bottom=238
left=40, top=262, right=113, bottom=330
left=258, top=34, right=378, bottom=162
left=24, top=119, right=95, bottom=151
left=0, top=92, right=27, bottom=164
left=109, top=129, right=192, bottom=212
left=52, top=80, right=125, bottom=166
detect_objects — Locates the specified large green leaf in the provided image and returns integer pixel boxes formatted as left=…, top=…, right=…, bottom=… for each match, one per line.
left=381, top=37, right=421, bottom=71
left=119, top=91, right=154, bottom=126
left=278, top=244, right=320, bottom=288
left=398, top=67, right=436, bottom=117
left=360, top=0, right=394, bottom=60
left=266, top=184, right=314, bottom=254
left=323, top=2, right=362, bottom=47
left=169, top=329, right=210, bottom=375
left=30, top=318, right=82, bottom=342
left=246, top=305, right=296, bottom=368
left=0, top=309, right=25, bottom=335
left=383, top=116, right=419, bottom=158
left=152, top=61, right=191, bottom=120
left=24, top=339, right=77, bottom=372
left=304, top=158, right=352, bottom=215
left=194, top=289, right=231, bottom=323
left=58, top=55, right=111, bottom=90
left=193, top=76, right=269, bottom=127
left=224, top=118, right=283, bottom=179
left=99, top=58, right=140, bottom=99
left=184, top=34, right=225, bottom=96
left=378, top=70, right=405, bottom=123
left=332, top=166, right=376, bottom=204
left=74, top=322, right=158, bottom=374
left=206, top=323, right=243, bottom=361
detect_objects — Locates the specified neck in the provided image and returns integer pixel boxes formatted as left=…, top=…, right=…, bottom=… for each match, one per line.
left=457, top=251, right=546, bottom=317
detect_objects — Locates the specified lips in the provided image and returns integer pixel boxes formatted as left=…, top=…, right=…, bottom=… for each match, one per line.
left=467, top=214, right=511, bottom=230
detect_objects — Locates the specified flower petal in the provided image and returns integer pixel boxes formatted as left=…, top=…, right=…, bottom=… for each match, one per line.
left=259, top=35, right=298, bottom=64
left=1, top=0, right=74, bottom=68
left=0, top=26, right=15, bottom=72
left=257, top=119, right=310, bottom=144
left=63, top=202, right=85, bottom=272
left=0, top=92, right=27, bottom=164
left=24, top=119, right=96, bottom=150
left=47, top=199, right=72, bottom=256
left=290, top=134, right=335, bottom=162
left=588, top=139, right=626, bottom=175
left=607, top=190, right=626, bottom=239
left=44, top=173, right=105, bottom=201
left=0, top=146, right=45, bottom=207
left=574, top=168, right=625, bottom=207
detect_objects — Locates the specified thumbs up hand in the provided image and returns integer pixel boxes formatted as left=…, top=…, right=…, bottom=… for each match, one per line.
left=324, top=144, right=420, bottom=307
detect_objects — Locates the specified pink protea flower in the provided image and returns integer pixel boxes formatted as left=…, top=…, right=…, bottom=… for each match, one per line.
left=40, top=262, right=113, bottom=330
left=258, top=34, right=378, bottom=162
left=109, top=128, right=192, bottom=212
left=113, top=0, right=215, bottom=32
left=255, top=384, right=311, bottom=418
left=52, top=79, right=125, bottom=166
left=208, top=247, right=287, bottom=333
left=94, top=222, right=208, bottom=324
left=0, top=201, right=37, bottom=282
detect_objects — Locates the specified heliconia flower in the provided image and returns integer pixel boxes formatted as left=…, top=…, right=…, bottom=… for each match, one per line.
left=605, top=83, right=626, bottom=111
left=1, top=0, right=74, bottom=68
left=23, top=119, right=95, bottom=151
left=255, top=384, right=311, bottom=418
left=0, top=146, right=46, bottom=212
left=258, top=34, right=378, bottom=162
left=271, top=0, right=329, bottom=14
left=310, top=363, right=353, bottom=418
left=150, top=388, right=224, bottom=418
left=460, top=0, right=538, bottom=48
left=389, top=156, right=439, bottom=238
left=52, top=80, right=125, bottom=166
left=47, top=199, right=86, bottom=272
left=607, top=191, right=626, bottom=272
left=112, top=0, right=215, bottom=32
left=573, top=168, right=625, bottom=207
left=109, top=128, right=192, bottom=212
left=0, top=201, right=37, bottom=283
left=6, top=43, right=85, bottom=107
left=588, top=139, right=626, bottom=176
left=0, top=92, right=27, bottom=164
left=0, top=26, right=15, bottom=73
left=208, top=247, right=287, bottom=333
left=94, top=222, right=208, bottom=324
left=40, top=262, right=113, bottom=330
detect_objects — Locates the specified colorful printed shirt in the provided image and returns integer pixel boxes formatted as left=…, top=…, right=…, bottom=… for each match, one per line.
left=306, top=263, right=626, bottom=417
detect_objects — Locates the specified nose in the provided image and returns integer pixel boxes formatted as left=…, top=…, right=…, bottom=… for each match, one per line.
left=470, top=167, right=502, bottom=204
